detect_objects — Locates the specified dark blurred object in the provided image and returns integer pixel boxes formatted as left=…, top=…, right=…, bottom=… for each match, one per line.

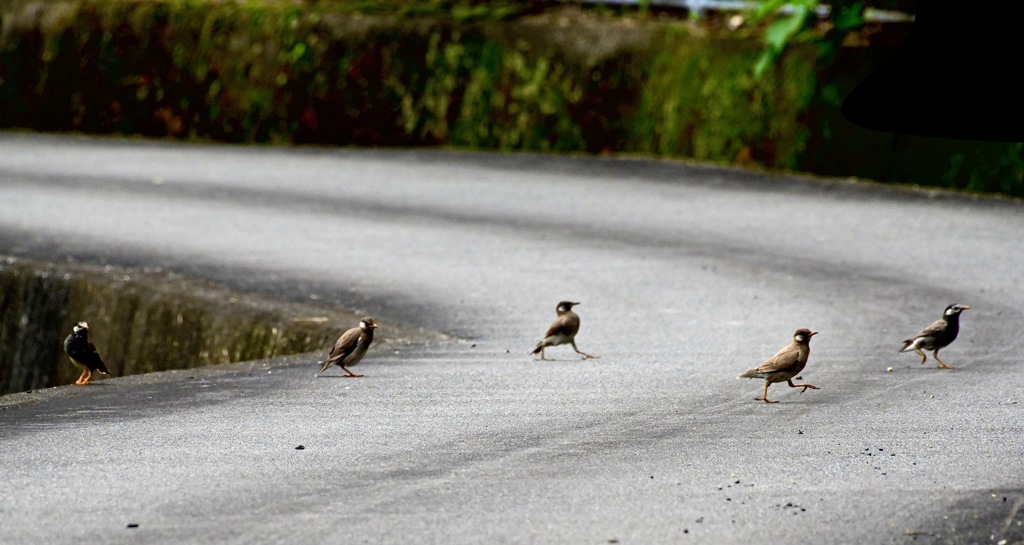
left=842, top=0, right=1024, bottom=142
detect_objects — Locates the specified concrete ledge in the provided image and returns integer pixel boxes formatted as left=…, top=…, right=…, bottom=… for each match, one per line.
left=0, top=256, right=446, bottom=394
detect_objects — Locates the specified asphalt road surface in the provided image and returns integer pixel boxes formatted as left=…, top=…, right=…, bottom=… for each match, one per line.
left=1, top=132, right=1023, bottom=544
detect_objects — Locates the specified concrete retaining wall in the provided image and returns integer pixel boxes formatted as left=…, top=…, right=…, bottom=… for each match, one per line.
left=0, top=257, right=342, bottom=394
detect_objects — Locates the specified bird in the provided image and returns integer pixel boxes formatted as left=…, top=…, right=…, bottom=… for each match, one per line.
left=315, top=317, right=378, bottom=377
left=63, top=321, right=110, bottom=386
left=738, top=328, right=819, bottom=404
left=899, top=304, right=970, bottom=369
left=531, top=301, right=597, bottom=360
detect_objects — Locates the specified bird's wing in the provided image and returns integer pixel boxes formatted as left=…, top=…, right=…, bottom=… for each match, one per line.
left=544, top=313, right=580, bottom=339
left=326, top=327, right=361, bottom=362
left=753, top=344, right=802, bottom=374
left=67, top=341, right=106, bottom=370
left=914, top=318, right=947, bottom=340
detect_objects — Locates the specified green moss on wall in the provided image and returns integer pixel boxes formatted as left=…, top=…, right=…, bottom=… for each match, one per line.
left=633, top=27, right=816, bottom=169
left=0, top=1, right=1021, bottom=196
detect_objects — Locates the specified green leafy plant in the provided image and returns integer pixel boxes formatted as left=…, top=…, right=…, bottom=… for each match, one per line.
left=752, top=0, right=864, bottom=77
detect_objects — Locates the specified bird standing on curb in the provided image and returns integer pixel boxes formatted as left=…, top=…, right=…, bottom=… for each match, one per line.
left=316, top=317, right=378, bottom=377
left=738, top=328, right=819, bottom=404
left=531, top=301, right=597, bottom=360
left=899, top=304, right=970, bottom=369
left=63, top=322, right=110, bottom=386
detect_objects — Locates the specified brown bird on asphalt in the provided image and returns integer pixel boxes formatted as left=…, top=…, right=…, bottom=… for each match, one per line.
left=738, top=328, right=819, bottom=403
left=315, top=317, right=378, bottom=377
left=63, top=321, right=110, bottom=386
left=531, top=301, right=597, bottom=361
left=899, top=304, right=970, bottom=369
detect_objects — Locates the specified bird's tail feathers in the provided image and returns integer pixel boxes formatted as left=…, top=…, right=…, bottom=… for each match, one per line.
left=737, top=369, right=763, bottom=380
left=530, top=342, right=543, bottom=355
left=897, top=339, right=915, bottom=353
left=315, top=359, right=333, bottom=376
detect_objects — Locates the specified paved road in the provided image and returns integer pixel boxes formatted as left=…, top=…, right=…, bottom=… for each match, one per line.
left=1, top=132, right=1023, bottom=544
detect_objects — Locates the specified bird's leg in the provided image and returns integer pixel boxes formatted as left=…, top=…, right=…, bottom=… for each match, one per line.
left=788, top=379, right=819, bottom=393
left=571, top=341, right=598, bottom=360
left=933, top=349, right=954, bottom=369
left=915, top=349, right=927, bottom=365
left=755, top=382, right=778, bottom=403
left=75, top=368, right=88, bottom=385
left=538, top=347, right=550, bottom=361
left=341, top=367, right=364, bottom=378
left=81, top=369, right=93, bottom=385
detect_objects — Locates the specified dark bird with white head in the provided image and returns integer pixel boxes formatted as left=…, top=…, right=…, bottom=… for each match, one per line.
left=64, top=321, right=110, bottom=386
left=899, top=304, right=970, bottom=369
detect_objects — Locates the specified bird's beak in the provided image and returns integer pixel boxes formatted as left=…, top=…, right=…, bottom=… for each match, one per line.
left=810, top=331, right=819, bottom=336
left=372, top=324, right=379, bottom=329
left=573, top=302, right=581, bottom=306
left=960, top=305, right=971, bottom=310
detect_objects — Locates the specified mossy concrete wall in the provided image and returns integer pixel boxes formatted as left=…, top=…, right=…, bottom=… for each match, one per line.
left=0, top=1, right=1021, bottom=195
left=0, top=257, right=347, bottom=394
